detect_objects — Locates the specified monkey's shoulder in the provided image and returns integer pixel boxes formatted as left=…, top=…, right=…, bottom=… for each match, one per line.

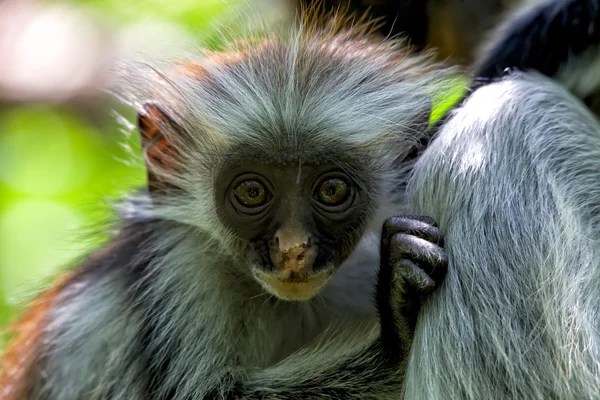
left=0, top=229, right=152, bottom=399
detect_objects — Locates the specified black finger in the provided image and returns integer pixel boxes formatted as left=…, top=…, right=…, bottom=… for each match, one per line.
left=409, top=215, right=438, bottom=227
left=382, top=216, right=442, bottom=245
left=394, top=258, right=437, bottom=296
left=389, top=233, right=448, bottom=283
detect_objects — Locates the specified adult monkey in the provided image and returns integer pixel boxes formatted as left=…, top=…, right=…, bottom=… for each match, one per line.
left=404, top=0, right=600, bottom=398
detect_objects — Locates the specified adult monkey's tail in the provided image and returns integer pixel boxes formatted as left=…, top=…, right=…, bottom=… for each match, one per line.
left=475, top=0, right=600, bottom=102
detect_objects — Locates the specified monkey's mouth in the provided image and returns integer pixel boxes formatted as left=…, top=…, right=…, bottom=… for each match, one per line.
left=253, top=267, right=335, bottom=301
left=246, top=238, right=338, bottom=300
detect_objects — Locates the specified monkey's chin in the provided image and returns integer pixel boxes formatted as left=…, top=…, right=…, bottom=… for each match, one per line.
left=253, top=269, right=333, bottom=301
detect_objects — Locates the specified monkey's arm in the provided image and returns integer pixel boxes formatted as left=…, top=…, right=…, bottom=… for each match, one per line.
left=404, top=72, right=600, bottom=399
left=225, top=216, right=447, bottom=400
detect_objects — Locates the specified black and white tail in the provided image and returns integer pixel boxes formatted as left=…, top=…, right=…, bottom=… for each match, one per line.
left=475, top=0, right=600, bottom=100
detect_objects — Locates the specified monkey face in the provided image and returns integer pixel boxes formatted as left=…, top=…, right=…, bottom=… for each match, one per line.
left=216, top=153, right=374, bottom=301
left=133, top=28, right=434, bottom=301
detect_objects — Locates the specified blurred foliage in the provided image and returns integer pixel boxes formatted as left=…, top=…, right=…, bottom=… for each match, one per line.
left=0, top=0, right=466, bottom=350
left=430, top=77, right=468, bottom=125
left=0, top=106, right=146, bottom=352
left=0, top=105, right=144, bottom=311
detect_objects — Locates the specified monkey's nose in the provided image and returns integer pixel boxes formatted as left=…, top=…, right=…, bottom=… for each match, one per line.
left=271, top=231, right=316, bottom=275
left=279, top=244, right=308, bottom=272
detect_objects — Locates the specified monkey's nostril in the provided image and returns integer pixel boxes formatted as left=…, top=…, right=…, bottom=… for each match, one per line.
left=275, top=236, right=280, bottom=246
left=297, top=253, right=305, bottom=261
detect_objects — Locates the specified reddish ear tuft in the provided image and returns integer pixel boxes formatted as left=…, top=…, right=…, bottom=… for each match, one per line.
left=175, top=62, right=208, bottom=79
left=137, top=102, right=180, bottom=191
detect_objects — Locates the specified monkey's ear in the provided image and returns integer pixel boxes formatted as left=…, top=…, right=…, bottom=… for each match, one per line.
left=137, top=102, right=180, bottom=192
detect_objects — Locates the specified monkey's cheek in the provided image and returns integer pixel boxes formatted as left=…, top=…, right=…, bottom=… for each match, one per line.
left=253, top=270, right=333, bottom=301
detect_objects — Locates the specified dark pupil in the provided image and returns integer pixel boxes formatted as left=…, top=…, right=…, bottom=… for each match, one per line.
left=324, top=184, right=336, bottom=196
left=234, top=180, right=267, bottom=207
left=247, top=187, right=259, bottom=198
left=318, top=178, right=349, bottom=206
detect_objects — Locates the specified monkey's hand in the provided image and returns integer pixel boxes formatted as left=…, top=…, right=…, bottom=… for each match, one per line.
left=376, top=215, right=447, bottom=363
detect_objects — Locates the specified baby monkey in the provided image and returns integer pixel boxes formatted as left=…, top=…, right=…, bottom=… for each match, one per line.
left=0, top=11, right=450, bottom=400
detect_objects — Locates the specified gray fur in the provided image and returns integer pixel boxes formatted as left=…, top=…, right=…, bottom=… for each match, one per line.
left=404, top=71, right=600, bottom=399
left=30, top=213, right=391, bottom=400
left=30, top=222, right=384, bottom=399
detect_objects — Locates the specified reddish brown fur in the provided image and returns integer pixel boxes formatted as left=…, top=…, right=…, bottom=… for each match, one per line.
left=138, top=103, right=181, bottom=191
left=0, top=274, right=73, bottom=400
left=175, top=62, right=209, bottom=79
left=175, top=49, right=250, bottom=79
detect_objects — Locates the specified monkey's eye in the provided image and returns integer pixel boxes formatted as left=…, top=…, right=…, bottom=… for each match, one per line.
left=315, top=178, right=350, bottom=206
left=234, top=180, right=269, bottom=208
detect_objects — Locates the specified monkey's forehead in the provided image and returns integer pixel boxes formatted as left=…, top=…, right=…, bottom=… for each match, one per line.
left=219, top=144, right=373, bottom=167
left=118, top=28, right=452, bottom=166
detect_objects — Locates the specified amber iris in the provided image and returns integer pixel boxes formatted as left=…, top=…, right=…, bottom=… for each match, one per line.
left=234, top=180, right=268, bottom=207
left=317, top=178, right=349, bottom=205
